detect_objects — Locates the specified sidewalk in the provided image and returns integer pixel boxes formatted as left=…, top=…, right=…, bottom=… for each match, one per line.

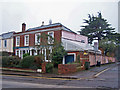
left=1, top=63, right=116, bottom=80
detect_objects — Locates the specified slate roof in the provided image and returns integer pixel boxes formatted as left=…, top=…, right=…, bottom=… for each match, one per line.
left=27, top=23, right=76, bottom=34
left=1, top=32, right=14, bottom=39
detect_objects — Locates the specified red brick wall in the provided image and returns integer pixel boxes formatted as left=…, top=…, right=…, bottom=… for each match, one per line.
left=42, top=62, right=46, bottom=73
left=20, top=35, right=24, bottom=47
left=54, top=30, right=62, bottom=43
left=58, top=64, right=77, bottom=74
left=67, top=51, right=89, bottom=66
left=14, top=30, right=62, bottom=48
left=29, top=34, right=35, bottom=46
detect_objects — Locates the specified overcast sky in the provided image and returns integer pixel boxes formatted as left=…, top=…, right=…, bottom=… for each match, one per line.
left=0, top=0, right=119, bottom=34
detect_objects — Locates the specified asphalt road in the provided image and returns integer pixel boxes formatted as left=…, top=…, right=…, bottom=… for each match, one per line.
left=1, top=64, right=119, bottom=89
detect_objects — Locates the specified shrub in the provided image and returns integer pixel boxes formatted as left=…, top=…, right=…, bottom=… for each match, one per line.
left=0, top=51, right=10, bottom=56
left=20, top=56, right=34, bottom=68
left=34, top=55, right=43, bottom=67
left=29, top=64, right=38, bottom=69
left=52, top=44, right=67, bottom=68
left=84, top=61, right=90, bottom=70
left=20, top=56, right=43, bottom=69
left=46, top=63, right=54, bottom=73
left=2, top=56, right=20, bottom=67
left=2, top=56, right=10, bottom=67
left=23, top=53, right=30, bottom=58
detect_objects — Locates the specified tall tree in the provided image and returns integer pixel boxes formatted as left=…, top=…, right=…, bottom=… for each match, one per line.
left=79, top=12, right=115, bottom=44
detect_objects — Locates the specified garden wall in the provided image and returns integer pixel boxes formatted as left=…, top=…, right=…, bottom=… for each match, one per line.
left=89, top=54, right=116, bottom=66
left=58, top=64, right=77, bottom=74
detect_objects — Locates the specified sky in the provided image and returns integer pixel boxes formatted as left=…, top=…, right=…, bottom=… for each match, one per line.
left=0, top=0, right=119, bottom=34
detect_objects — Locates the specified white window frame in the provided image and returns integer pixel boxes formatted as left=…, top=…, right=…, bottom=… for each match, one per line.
left=67, top=53, right=76, bottom=62
left=4, top=39, right=7, bottom=48
left=35, top=33, right=41, bottom=45
left=24, top=35, right=29, bottom=46
left=16, top=36, right=20, bottom=47
left=48, top=31, right=54, bottom=44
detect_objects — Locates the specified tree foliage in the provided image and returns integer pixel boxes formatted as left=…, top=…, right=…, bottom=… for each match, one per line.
left=51, top=43, right=67, bottom=68
left=99, top=38, right=117, bottom=56
left=79, top=12, right=115, bottom=44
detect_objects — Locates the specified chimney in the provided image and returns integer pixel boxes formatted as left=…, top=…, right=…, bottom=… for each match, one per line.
left=41, top=21, right=44, bottom=26
left=22, top=23, right=26, bottom=32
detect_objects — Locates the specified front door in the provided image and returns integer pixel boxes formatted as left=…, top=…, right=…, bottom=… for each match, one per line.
left=65, top=55, right=74, bottom=64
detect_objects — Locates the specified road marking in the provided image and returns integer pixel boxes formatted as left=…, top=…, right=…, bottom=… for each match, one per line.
left=93, top=68, right=111, bottom=78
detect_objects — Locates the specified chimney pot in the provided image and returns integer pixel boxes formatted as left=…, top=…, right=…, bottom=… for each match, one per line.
left=41, top=21, right=44, bottom=26
left=22, top=23, right=26, bottom=32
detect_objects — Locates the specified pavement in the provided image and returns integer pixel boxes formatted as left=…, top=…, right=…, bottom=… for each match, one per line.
left=1, top=63, right=117, bottom=80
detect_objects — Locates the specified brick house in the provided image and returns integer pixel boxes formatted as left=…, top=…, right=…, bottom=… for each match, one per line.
left=13, top=22, right=97, bottom=64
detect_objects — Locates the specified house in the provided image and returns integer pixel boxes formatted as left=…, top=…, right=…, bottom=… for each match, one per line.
left=13, top=22, right=99, bottom=64
left=0, top=32, right=14, bottom=55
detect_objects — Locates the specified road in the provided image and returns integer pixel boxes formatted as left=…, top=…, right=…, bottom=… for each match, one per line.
left=2, top=64, right=119, bottom=89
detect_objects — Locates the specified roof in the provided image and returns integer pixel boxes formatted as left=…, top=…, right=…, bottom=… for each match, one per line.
left=1, top=32, right=14, bottom=39
left=27, top=23, right=76, bottom=34
left=62, top=38, right=94, bottom=51
left=62, top=39, right=101, bottom=54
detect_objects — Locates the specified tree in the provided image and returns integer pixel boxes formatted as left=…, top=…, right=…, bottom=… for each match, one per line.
left=51, top=43, right=67, bottom=68
left=99, top=38, right=117, bottom=56
left=34, top=32, right=66, bottom=67
left=34, top=32, right=54, bottom=62
left=79, top=12, right=115, bottom=44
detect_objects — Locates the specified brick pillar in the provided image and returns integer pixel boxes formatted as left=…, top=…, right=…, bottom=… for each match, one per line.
left=42, top=62, right=46, bottom=73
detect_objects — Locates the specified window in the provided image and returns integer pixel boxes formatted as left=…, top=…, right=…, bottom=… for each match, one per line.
left=4, top=40, right=7, bottom=48
left=16, top=36, right=20, bottom=46
left=81, top=40, right=85, bottom=43
left=48, top=31, right=54, bottom=44
left=35, top=33, right=40, bottom=45
left=24, top=35, right=29, bottom=46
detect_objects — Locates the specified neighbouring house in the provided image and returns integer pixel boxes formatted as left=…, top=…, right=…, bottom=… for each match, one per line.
left=0, top=32, right=14, bottom=55
left=13, top=22, right=103, bottom=65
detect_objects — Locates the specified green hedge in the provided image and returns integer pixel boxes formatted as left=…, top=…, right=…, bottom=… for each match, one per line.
left=46, top=63, right=54, bottom=73
left=20, top=56, right=34, bottom=68
left=2, top=56, right=20, bottom=67
left=23, top=53, right=30, bottom=58
left=20, top=55, right=43, bottom=69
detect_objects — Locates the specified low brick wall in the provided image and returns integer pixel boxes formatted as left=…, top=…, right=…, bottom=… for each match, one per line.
left=58, top=64, right=77, bottom=74
left=42, top=62, right=46, bottom=73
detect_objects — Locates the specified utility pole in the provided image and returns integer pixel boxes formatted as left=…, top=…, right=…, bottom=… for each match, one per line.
left=94, top=42, right=98, bottom=66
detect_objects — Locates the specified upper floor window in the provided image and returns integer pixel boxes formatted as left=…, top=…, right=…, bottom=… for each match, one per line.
left=24, top=35, right=29, bottom=46
left=48, top=31, right=54, bottom=44
left=4, top=39, right=7, bottom=48
left=16, top=36, right=20, bottom=46
left=35, top=33, right=40, bottom=45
